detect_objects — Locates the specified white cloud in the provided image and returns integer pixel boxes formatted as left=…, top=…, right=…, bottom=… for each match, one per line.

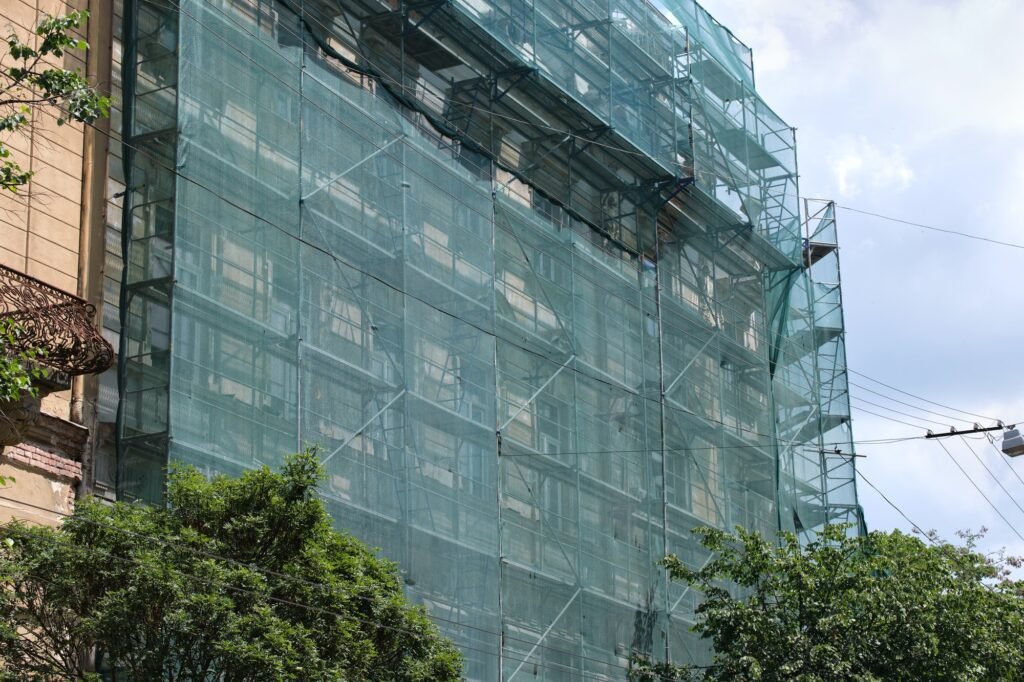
left=829, top=136, right=914, bottom=198
left=712, top=0, right=1024, bottom=142
left=740, top=24, right=790, bottom=75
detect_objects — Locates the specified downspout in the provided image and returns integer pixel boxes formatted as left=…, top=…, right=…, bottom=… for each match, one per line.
left=73, top=0, right=114, bottom=495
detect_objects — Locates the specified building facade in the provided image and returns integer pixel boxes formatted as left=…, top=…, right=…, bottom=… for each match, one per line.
left=0, top=0, right=114, bottom=524
left=102, top=0, right=864, bottom=677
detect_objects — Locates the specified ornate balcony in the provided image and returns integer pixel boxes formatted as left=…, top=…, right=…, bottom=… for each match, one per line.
left=0, top=264, right=114, bottom=376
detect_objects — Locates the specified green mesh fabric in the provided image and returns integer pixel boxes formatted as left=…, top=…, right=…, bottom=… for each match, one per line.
left=117, top=0, right=861, bottom=677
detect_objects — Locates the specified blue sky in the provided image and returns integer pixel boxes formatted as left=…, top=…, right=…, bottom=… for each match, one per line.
left=707, top=0, right=1024, bottom=556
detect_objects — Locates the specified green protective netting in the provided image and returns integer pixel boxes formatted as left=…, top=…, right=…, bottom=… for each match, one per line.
left=440, top=0, right=799, bottom=262
left=117, top=0, right=862, bottom=678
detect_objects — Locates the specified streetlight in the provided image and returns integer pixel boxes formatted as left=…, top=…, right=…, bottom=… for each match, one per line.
left=1003, top=427, right=1024, bottom=458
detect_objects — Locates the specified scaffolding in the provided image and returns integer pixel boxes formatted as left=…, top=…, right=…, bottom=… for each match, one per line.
left=116, top=0, right=863, bottom=678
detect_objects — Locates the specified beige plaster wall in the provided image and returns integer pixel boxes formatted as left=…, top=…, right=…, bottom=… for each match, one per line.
left=0, top=462, right=75, bottom=526
left=0, top=412, right=87, bottom=525
left=0, top=0, right=92, bottom=422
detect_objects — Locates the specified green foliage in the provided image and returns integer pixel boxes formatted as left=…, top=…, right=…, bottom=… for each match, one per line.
left=634, top=525, right=1024, bottom=682
left=0, top=317, right=48, bottom=403
left=0, top=451, right=463, bottom=681
left=2, top=10, right=111, bottom=193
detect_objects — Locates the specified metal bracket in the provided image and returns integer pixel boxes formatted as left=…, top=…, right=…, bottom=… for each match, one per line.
left=492, top=66, right=536, bottom=103
left=568, top=124, right=611, bottom=159
left=402, top=0, right=449, bottom=36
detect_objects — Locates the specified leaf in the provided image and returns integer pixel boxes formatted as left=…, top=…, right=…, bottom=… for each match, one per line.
left=0, top=451, right=463, bottom=680
left=647, top=525, right=1024, bottom=681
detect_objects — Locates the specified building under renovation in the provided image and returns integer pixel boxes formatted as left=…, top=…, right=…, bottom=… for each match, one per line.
left=106, top=0, right=863, bottom=677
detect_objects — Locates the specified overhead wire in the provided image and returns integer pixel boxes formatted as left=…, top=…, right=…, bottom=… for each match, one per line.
left=933, top=439, right=1024, bottom=544
left=848, top=381, right=976, bottom=425
left=847, top=369, right=998, bottom=422
left=849, top=395, right=960, bottom=429
left=495, top=436, right=922, bottom=459
left=853, top=469, right=937, bottom=545
left=958, top=435, right=1024, bottom=522
left=850, top=405, right=938, bottom=431
left=848, top=373, right=1024, bottom=543
left=836, top=205, right=1024, bottom=251
left=856, top=467, right=1016, bottom=598
left=985, top=432, right=1024, bottom=492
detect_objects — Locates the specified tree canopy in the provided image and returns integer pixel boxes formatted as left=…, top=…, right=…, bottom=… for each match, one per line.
left=0, top=451, right=463, bottom=681
left=633, top=525, right=1024, bottom=682
left=0, top=318, right=47, bottom=404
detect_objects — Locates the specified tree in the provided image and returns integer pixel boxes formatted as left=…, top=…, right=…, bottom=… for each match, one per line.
left=0, top=318, right=48, bottom=403
left=0, top=318, right=50, bottom=484
left=0, top=317, right=46, bottom=404
left=0, top=451, right=463, bottom=681
left=633, top=525, right=1024, bottom=682
left=2, top=10, right=110, bottom=194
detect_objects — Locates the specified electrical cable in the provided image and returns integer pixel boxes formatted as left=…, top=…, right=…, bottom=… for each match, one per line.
left=848, top=381, right=976, bottom=425
left=836, top=205, right=1024, bottom=251
left=958, top=435, right=1024, bottom=522
left=853, top=469, right=937, bottom=545
left=933, top=439, right=1024, bottom=544
left=847, top=469, right=1010, bottom=596
left=984, top=432, right=1024, bottom=493
left=849, top=395, right=959, bottom=429
left=494, top=436, right=920, bottom=459
left=847, top=370, right=998, bottom=422
left=850, top=404, right=937, bottom=431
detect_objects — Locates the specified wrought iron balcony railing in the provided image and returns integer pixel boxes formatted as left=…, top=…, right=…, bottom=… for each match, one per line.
left=0, top=264, right=114, bottom=376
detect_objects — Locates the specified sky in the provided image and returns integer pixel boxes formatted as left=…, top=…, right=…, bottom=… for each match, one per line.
left=704, top=0, right=1024, bottom=558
